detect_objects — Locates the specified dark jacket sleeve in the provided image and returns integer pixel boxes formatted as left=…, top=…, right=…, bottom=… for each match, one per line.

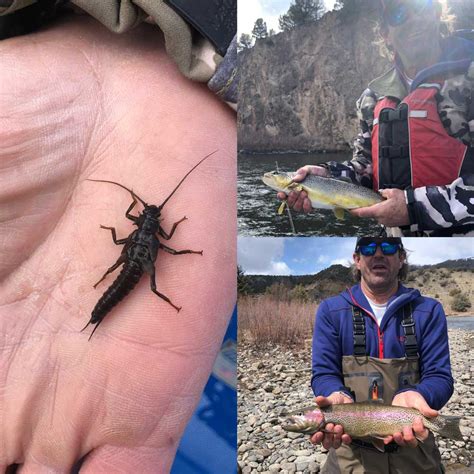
left=321, top=89, right=375, bottom=189
left=397, top=302, right=454, bottom=410
left=406, top=175, right=474, bottom=233
left=311, top=301, right=353, bottom=399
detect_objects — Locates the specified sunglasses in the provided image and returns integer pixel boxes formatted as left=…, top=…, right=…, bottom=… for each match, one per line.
left=383, top=0, right=433, bottom=27
left=357, top=241, right=401, bottom=256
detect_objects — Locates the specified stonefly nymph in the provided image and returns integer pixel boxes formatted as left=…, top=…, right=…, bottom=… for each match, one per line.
left=82, top=151, right=217, bottom=340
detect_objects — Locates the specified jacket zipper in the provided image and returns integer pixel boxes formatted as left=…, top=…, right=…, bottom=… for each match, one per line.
left=348, top=289, right=384, bottom=358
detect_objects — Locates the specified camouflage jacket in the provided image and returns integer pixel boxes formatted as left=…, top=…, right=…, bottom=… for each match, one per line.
left=0, top=0, right=237, bottom=109
left=325, top=34, right=474, bottom=236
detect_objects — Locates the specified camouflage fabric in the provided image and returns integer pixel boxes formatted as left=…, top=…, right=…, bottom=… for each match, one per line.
left=321, top=62, right=474, bottom=236
left=0, top=0, right=237, bottom=108
left=438, top=62, right=474, bottom=146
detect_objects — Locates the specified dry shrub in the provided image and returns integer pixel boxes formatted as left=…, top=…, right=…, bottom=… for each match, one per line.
left=238, top=295, right=315, bottom=347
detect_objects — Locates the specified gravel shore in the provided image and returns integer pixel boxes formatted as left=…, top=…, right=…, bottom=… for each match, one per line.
left=238, top=329, right=474, bottom=473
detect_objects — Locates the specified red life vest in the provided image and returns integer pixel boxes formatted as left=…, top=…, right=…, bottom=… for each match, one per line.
left=371, top=85, right=471, bottom=191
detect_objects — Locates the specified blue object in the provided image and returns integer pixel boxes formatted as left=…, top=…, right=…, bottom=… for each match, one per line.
left=171, top=307, right=237, bottom=474
left=311, top=284, right=454, bottom=410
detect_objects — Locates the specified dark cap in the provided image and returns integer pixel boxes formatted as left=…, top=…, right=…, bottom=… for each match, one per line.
left=355, top=237, right=403, bottom=251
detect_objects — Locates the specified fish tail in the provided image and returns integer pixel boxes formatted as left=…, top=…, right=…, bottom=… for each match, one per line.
left=431, top=415, right=463, bottom=440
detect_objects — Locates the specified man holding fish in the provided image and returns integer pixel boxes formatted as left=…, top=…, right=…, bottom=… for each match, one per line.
left=302, top=237, right=456, bottom=473
left=274, top=0, right=474, bottom=236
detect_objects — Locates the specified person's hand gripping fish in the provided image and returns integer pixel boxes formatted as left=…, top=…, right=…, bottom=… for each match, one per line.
left=275, top=165, right=409, bottom=226
left=276, top=165, right=330, bottom=213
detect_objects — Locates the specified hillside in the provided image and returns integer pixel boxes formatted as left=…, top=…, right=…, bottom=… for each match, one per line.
left=238, top=0, right=474, bottom=152
left=240, top=259, right=474, bottom=314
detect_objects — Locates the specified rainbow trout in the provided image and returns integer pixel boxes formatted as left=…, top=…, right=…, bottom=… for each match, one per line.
left=282, top=403, right=463, bottom=451
left=262, top=171, right=383, bottom=219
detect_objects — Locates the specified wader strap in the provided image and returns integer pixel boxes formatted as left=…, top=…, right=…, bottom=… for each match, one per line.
left=352, top=304, right=418, bottom=358
left=402, top=303, right=419, bottom=358
left=352, top=307, right=366, bottom=356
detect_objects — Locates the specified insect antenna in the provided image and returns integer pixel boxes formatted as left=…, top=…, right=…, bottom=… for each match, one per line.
left=158, top=150, right=218, bottom=211
left=87, top=179, right=148, bottom=206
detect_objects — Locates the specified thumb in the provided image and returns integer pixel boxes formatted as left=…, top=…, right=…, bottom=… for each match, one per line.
left=418, top=403, right=438, bottom=418
left=379, top=189, right=394, bottom=199
left=415, top=397, right=438, bottom=418
left=292, top=167, right=309, bottom=182
left=315, top=395, right=331, bottom=407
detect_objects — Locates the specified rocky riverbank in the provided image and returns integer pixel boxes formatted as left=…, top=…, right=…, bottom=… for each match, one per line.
left=238, top=329, right=474, bottom=473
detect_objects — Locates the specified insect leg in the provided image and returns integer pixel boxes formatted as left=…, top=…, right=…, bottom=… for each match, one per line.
left=100, top=225, right=128, bottom=245
left=159, top=216, right=187, bottom=240
left=93, top=254, right=125, bottom=288
left=159, top=243, right=203, bottom=256
left=125, top=197, right=139, bottom=222
left=143, top=262, right=181, bottom=312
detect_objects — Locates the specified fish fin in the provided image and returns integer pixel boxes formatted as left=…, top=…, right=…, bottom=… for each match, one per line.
left=333, top=208, right=345, bottom=220
left=433, top=415, right=463, bottom=441
left=371, top=438, right=386, bottom=452
left=415, top=435, right=425, bottom=444
left=366, top=399, right=385, bottom=404
left=278, top=201, right=287, bottom=215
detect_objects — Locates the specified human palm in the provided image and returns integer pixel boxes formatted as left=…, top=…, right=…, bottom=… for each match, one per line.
left=0, top=15, right=236, bottom=473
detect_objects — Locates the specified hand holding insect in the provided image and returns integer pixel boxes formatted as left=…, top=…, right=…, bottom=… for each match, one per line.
left=0, top=15, right=235, bottom=473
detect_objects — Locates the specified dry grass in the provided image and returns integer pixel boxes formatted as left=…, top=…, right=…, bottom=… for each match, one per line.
left=238, top=295, right=316, bottom=347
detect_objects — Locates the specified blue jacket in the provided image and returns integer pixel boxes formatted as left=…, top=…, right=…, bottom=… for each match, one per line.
left=311, top=284, right=454, bottom=410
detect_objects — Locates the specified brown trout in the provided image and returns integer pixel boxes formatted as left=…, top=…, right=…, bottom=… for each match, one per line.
left=282, top=402, right=463, bottom=451
left=262, top=171, right=383, bottom=219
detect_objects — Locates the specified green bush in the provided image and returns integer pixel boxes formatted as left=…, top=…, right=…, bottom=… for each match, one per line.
left=451, top=292, right=472, bottom=312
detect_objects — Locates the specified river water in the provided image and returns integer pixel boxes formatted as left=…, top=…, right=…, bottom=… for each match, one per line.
left=238, top=152, right=381, bottom=237
left=447, top=316, right=474, bottom=331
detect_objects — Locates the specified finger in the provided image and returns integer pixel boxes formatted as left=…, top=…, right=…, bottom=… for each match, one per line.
left=311, top=432, right=324, bottom=445
left=315, top=396, right=330, bottom=407
left=418, top=405, right=438, bottom=418
left=332, top=425, right=344, bottom=449
left=277, top=192, right=287, bottom=201
left=287, top=191, right=299, bottom=207
left=378, top=189, right=394, bottom=198
left=341, top=434, right=352, bottom=444
left=80, top=445, right=170, bottom=474
left=413, top=417, right=429, bottom=441
left=293, top=167, right=310, bottom=181
left=384, top=435, right=394, bottom=444
left=292, top=191, right=307, bottom=212
left=402, top=426, right=417, bottom=448
left=322, top=432, right=334, bottom=451
left=392, top=432, right=406, bottom=446
left=18, top=460, right=71, bottom=474
left=302, top=198, right=312, bottom=213
left=350, top=203, right=381, bottom=219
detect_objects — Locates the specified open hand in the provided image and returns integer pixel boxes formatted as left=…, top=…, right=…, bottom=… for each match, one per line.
left=384, top=391, right=438, bottom=448
left=350, top=189, right=410, bottom=226
left=0, top=15, right=235, bottom=473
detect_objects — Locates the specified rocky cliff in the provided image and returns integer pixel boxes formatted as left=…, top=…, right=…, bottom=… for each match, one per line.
left=238, top=0, right=473, bottom=153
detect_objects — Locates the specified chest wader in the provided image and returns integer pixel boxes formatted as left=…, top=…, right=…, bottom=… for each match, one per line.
left=321, top=305, right=442, bottom=474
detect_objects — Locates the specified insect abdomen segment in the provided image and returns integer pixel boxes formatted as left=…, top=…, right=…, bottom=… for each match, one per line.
left=91, top=261, right=143, bottom=324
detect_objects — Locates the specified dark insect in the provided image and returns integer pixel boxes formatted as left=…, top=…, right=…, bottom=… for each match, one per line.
left=82, top=151, right=217, bottom=340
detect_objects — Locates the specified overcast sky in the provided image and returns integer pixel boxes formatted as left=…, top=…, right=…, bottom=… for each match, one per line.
left=238, top=237, right=474, bottom=275
left=238, top=0, right=338, bottom=36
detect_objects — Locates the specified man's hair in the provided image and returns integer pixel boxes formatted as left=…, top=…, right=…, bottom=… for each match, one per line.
left=351, top=248, right=409, bottom=282
left=375, top=0, right=455, bottom=60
